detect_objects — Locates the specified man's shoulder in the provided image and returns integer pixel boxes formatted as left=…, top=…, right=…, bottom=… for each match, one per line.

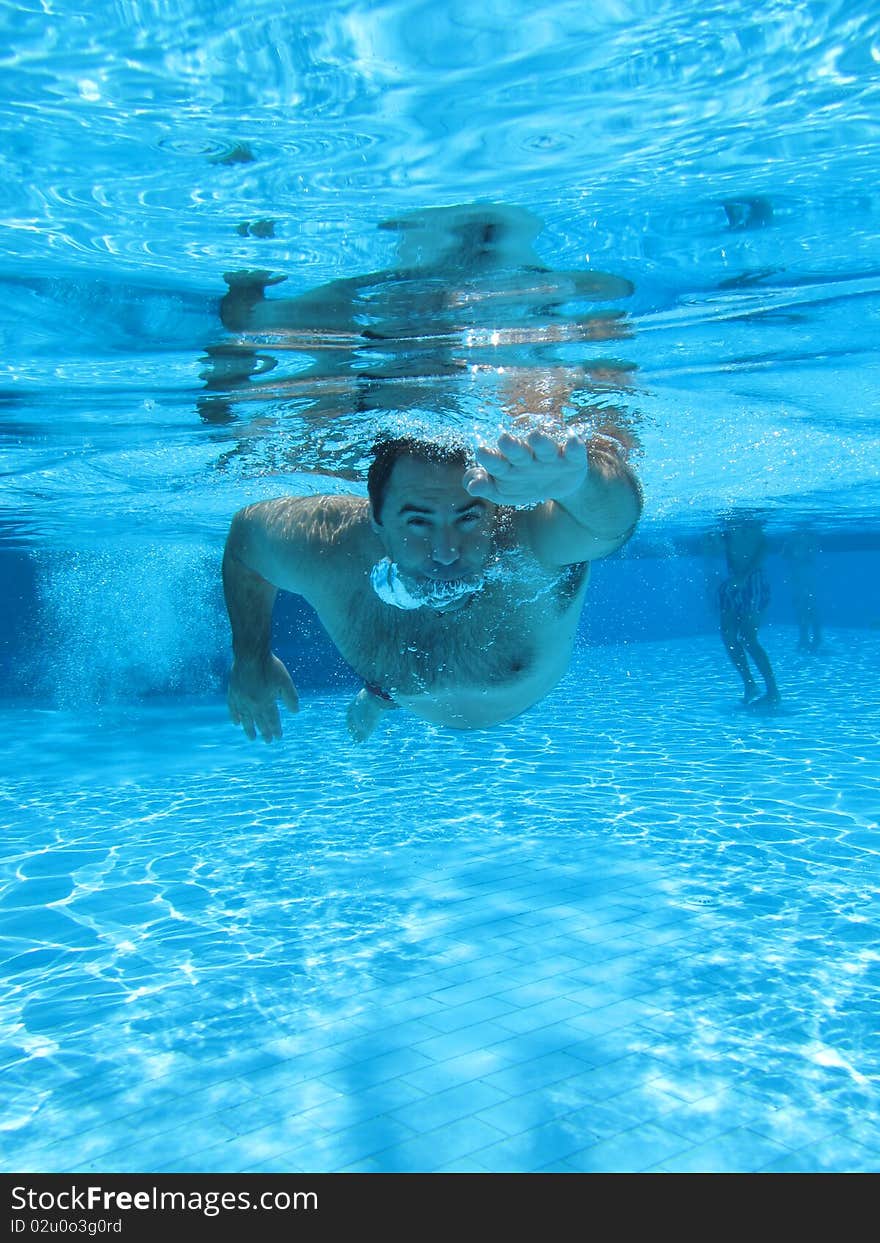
left=280, top=492, right=371, bottom=549
left=261, top=490, right=362, bottom=519
left=246, top=492, right=371, bottom=560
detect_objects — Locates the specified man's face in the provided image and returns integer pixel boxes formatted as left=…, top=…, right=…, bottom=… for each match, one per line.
left=372, top=455, right=496, bottom=587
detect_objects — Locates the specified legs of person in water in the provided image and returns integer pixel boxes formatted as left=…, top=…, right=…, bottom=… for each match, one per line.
left=797, top=600, right=822, bottom=652
left=720, top=610, right=762, bottom=703
left=737, top=615, right=781, bottom=708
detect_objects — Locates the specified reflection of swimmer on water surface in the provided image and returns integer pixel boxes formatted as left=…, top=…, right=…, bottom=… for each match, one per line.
left=198, top=202, right=638, bottom=454
left=217, top=202, right=633, bottom=335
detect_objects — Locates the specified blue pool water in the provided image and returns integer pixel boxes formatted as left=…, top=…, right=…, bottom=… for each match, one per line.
left=2, top=0, right=880, bottom=1173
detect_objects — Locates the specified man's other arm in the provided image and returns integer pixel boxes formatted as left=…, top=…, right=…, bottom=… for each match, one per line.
left=221, top=496, right=351, bottom=741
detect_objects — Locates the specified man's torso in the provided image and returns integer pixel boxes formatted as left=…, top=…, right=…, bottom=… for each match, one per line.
left=301, top=501, right=590, bottom=728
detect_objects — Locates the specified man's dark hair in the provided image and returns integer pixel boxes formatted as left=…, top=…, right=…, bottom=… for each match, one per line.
left=367, top=435, right=473, bottom=522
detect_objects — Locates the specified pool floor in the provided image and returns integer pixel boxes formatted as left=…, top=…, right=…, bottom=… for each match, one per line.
left=2, top=629, right=879, bottom=1172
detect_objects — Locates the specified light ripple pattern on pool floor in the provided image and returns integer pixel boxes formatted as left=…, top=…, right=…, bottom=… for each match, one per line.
left=0, top=628, right=879, bottom=1172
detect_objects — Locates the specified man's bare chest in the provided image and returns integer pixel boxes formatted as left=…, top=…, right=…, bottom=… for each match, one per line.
left=313, top=564, right=586, bottom=697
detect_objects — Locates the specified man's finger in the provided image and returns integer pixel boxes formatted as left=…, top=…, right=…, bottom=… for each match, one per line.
left=495, top=433, right=532, bottom=464
left=526, top=431, right=562, bottom=461
left=474, top=445, right=513, bottom=475
left=256, top=702, right=283, bottom=741
left=280, top=683, right=300, bottom=713
left=464, top=470, right=503, bottom=502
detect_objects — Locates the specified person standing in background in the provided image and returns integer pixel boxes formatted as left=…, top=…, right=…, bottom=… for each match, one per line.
left=782, top=526, right=822, bottom=653
left=717, top=516, right=781, bottom=709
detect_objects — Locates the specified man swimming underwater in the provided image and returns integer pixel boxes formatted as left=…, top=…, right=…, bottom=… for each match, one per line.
left=222, top=417, right=643, bottom=742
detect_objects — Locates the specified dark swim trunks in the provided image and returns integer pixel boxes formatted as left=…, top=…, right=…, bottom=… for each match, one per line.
left=719, top=569, right=770, bottom=619
left=364, top=681, right=396, bottom=705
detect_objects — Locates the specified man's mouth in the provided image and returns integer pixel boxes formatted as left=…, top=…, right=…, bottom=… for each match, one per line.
left=407, top=571, right=482, bottom=600
left=370, top=558, right=485, bottom=611
left=424, top=569, right=477, bottom=584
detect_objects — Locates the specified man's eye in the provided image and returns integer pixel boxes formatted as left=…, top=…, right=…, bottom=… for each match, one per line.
left=459, top=512, right=482, bottom=525
left=406, top=517, right=429, bottom=528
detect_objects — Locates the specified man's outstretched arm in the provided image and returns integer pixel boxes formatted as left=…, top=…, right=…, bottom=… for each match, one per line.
left=464, top=427, right=643, bottom=567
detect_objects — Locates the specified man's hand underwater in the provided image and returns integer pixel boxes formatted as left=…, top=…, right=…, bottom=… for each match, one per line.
left=228, top=653, right=299, bottom=743
left=463, top=429, right=589, bottom=508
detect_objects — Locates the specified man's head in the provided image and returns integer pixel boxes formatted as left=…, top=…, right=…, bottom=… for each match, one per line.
left=367, top=436, right=472, bottom=520
left=367, top=435, right=496, bottom=597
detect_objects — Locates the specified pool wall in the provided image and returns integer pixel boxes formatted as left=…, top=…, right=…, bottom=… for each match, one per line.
left=1, top=541, right=878, bottom=703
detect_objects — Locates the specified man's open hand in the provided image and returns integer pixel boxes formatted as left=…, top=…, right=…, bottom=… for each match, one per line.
left=463, top=429, right=588, bottom=507
left=228, top=653, right=299, bottom=743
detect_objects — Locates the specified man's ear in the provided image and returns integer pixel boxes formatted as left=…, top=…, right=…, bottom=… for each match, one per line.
left=370, top=511, right=383, bottom=537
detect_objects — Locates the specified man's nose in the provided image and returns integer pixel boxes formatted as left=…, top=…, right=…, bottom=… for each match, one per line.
left=431, top=531, right=459, bottom=565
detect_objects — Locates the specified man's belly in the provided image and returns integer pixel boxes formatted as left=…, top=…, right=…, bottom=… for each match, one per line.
left=323, top=579, right=588, bottom=730
left=392, top=661, right=566, bottom=729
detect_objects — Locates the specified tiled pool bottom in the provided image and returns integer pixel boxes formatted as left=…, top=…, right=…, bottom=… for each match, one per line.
left=2, top=628, right=879, bottom=1173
